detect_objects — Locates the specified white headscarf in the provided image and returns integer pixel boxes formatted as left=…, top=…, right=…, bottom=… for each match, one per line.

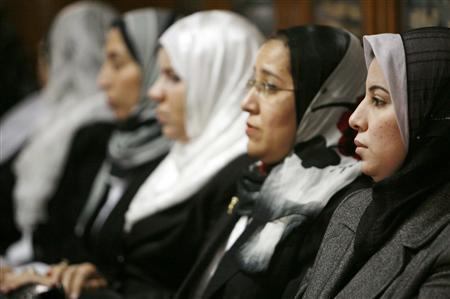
left=12, top=1, right=117, bottom=233
left=124, top=11, right=264, bottom=231
left=363, top=34, right=409, bottom=150
left=238, top=32, right=366, bottom=272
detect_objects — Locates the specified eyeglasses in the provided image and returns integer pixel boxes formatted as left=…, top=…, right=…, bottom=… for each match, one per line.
left=246, top=79, right=295, bottom=96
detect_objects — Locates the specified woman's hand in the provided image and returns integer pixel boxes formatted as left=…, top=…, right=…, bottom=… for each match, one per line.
left=0, top=268, right=53, bottom=294
left=58, top=263, right=107, bottom=299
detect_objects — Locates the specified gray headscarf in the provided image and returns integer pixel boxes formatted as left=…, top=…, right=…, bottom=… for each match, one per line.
left=363, top=34, right=409, bottom=150
left=12, top=1, right=118, bottom=233
left=8, top=1, right=117, bottom=265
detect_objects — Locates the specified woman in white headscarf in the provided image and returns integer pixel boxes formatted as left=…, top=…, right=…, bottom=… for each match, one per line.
left=48, top=10, right=263, bottom=299
left=4, top=1, right=118, bottom=265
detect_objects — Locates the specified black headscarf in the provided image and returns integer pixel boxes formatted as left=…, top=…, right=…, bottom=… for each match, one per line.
left=354, top=27, right=450, bottom=268
left=277, top=25, right=350, bottom=125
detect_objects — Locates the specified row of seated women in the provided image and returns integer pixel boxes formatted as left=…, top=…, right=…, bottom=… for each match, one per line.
left=0, top=1, right=449, bottom=298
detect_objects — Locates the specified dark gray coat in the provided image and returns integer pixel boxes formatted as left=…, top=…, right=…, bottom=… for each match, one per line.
left=296, top=182, right=450, bottom=299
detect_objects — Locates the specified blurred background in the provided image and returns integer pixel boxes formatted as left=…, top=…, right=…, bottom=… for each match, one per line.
left=1, top=0, right=450, bottom=115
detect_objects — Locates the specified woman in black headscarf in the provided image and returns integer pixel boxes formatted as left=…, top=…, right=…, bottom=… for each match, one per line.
left=294, top=26, right=450, bottom=298
left=175, top=25, right=371, bottom=299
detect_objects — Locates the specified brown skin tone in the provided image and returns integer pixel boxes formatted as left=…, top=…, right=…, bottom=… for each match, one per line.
left=241, top=39, right=297, bottom=165
left=97, top=28, right=143, bottom=121
left=149, top=48, right=188, bottom=142
left=349, top=58, right=407, bottom=182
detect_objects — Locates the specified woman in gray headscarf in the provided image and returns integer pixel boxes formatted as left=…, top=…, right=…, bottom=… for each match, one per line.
left=5, top=0, right=118, bottom=266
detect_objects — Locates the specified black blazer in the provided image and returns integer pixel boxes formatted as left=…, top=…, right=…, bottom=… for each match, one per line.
left=81, top=154, right=254, bottom=299
left=176, top=176, right=371, bottom=299
left=33, top=122, right=114, bottom=263
left=0, top=152, right=21, bottom=253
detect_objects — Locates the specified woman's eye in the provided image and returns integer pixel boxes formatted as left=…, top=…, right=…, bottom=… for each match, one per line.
left=165, top=71, right=181, bottom=83
left=371, top=96, right=385, bottom=107
left=169, top=74, right=181, bottom=83
left=264, top=83, right=278, bottom=93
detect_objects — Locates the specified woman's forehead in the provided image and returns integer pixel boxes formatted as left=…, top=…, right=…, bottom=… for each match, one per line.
left=255, top=40, right=291, bottom=78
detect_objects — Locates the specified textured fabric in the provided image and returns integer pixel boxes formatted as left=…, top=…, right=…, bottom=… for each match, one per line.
left=124, top=11, right=264, bottom=231
left=353, top=26, right=450, bottom=270
left=75, top=9, right=174, bottom=236
left=236, top=26, right=365, bottom=273
left=298, top=183, right=450, bottom=299
left=11, top=2, right=117, bottom=240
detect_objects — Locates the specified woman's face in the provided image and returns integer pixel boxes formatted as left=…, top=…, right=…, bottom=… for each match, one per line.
left=349, top=58, right=407, bottom=182
left=241, top=39, right=297, bottom=165
left=148, top=48, right=188, bottom=142
left=97, top=28, right=142, bottom=120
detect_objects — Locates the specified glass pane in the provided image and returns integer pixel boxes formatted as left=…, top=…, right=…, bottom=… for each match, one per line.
left=232, top=0, right=275, bottom=37
left=403, top=0, right=450, bottom=30
left=313, top=0, right=362, bottom=37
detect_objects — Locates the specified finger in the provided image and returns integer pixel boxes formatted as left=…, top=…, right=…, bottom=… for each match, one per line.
left=61, top=265, right=78, bottom=297
left=84, top=277, right=107, bottom=289
left=69, top=263, right=97, bottom=299
left=49, top=262, right=69, bottom=284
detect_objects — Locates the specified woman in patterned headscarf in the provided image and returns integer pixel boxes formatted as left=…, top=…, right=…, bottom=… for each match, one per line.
left=294, top=26, right=450, bottom=299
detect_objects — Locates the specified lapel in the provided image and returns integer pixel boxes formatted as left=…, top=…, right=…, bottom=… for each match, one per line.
left=175, top=212, right=239, bottom=299
left=303, top=222, right=357, bottom=298
left=202, top=217, right=262, bottom=298
left=335, top=182, right=450, bottom=298
left=302, top=189, right=372, bottom=299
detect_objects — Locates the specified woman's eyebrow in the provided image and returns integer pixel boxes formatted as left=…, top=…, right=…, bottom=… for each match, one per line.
left=261, top=68, right=283, bottom=82
left=368, top=84, right=390, bottom=94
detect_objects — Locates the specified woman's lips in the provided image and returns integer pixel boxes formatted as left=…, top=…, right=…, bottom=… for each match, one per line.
left=156, top=111, right=167, bottom=124
left=354, top=139, right=367, bottom=156
left=354, top=139, right=367, bottom=148
left=245, top=123, right=258, bottom=136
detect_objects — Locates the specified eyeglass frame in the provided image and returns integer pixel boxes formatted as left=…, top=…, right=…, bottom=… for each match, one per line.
left=246, top=79, right=295, bottom=96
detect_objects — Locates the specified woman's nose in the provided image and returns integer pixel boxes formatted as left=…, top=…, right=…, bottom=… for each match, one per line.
left=349, top=96, right=368, bottom=132
left=148, top=78, right=164, bottom=103
left=240, top=88, right=259, bottom=114
left=97, top=64, right=110, bottom=91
